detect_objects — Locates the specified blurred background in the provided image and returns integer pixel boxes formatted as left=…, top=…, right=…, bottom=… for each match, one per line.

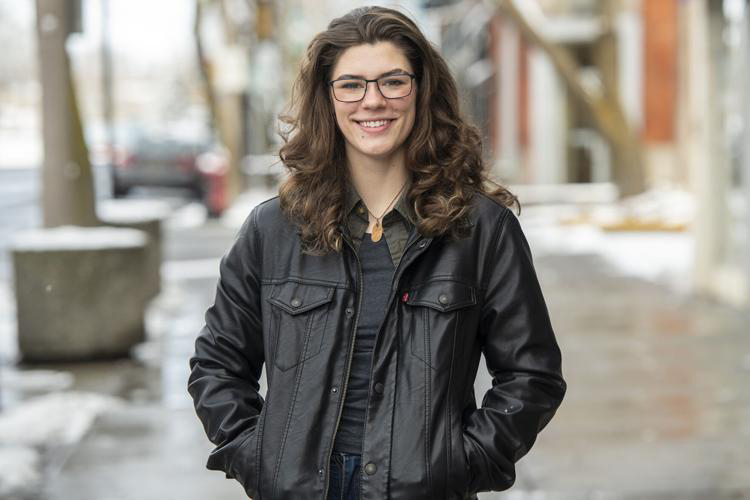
left=1, top=0, right=749, bottom=499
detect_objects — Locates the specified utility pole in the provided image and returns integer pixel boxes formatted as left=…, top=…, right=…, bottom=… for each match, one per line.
left=35, top=0, right=98, bottom=227
left=678, top=0, right=725, bottom=295
left=101, top=0, right=116, bottom=178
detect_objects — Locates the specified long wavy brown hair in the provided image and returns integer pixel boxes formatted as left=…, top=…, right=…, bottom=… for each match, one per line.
left=278, top=5, right=518, bottom=255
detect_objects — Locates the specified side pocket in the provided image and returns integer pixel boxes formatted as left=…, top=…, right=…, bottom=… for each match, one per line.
left=449, top=418, right=472, bottom=497
left=228, top=428, right=258, bottom=486
left=228, top=403, right=267, bottom=498
left=461, top=433, right=479, bottom=496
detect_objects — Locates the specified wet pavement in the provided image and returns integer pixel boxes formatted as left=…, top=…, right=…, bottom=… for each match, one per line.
left=2, top=196, right=750, bottom=499
left=513, top=252, right=750, bottom=500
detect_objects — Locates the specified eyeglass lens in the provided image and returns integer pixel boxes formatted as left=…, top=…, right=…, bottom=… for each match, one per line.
left=332, top=75, right=412, bottom=102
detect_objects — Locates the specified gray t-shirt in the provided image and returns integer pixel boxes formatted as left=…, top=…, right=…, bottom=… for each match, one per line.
left=333, top=232, right=395, bottom=454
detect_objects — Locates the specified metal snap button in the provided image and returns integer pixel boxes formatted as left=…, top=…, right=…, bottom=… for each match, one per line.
left=373, top=382, right=384, bottom=395
left=331, top=386, right=339, bottom=394
left=290, top=297, right=301, bottom=307
left=318, top=468, right=325, bottom=477
left=438, top=293, right=449, bottom=304
left=364, top=462, right=377, bottom=475
left=345, top=307, right=354, bottom=316
left=418, top=240, right=426, bottom=248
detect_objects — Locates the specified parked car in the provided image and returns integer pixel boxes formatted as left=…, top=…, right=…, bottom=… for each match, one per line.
left=88, top=125, right=230, bottom=217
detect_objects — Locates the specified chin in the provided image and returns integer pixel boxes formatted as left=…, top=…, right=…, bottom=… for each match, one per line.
left=358, top=146, right=398, bottom=159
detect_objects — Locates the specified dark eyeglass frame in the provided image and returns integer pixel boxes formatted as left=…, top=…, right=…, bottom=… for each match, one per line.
left=327, top=72, right=417, bottom=102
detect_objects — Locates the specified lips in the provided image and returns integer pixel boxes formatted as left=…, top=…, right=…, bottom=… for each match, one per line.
left=354, top=118, right=395, bottom=133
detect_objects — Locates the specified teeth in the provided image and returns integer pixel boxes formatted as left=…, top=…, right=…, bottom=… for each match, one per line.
left=359, top=120, right=389, bottom=128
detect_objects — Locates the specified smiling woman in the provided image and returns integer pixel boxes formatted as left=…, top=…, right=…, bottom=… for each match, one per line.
left=329, top=42, right=417, bottom=169
left=188, top=6, right=566, bottom=500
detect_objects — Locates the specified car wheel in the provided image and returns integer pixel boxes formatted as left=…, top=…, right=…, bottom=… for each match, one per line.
left=113, top=180, right=130, bottom=198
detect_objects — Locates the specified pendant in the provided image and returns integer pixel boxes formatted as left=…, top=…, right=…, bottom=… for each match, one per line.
left=371, top=221, right=383, bottom=242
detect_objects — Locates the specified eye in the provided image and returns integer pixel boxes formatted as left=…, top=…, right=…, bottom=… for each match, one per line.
left=385, top=78, right=406, bottom=87
left=335, top=80, right=365, bottom=89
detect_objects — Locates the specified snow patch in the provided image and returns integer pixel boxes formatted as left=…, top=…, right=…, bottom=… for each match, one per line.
left=0, top=391, right=124, bottom=449
left=221, top=187, right=278, bottom=229
left=10, top=225, right=147, bottom=251
left=522, top=205, right=693, bottom=293
left=97, top=199, right=172, bottom=223
left=1, top=369, right=74, bottom=394
left=0, top=446, right=41, bottom=498
left=161, top=258, right=220, bottom=281
left=164, top=201, right=207, bottom=230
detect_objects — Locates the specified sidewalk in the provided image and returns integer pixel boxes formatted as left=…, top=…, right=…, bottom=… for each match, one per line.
left=2, top=194, right=750, bottom=499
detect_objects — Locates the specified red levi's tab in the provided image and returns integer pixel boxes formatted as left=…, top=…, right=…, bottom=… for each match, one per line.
left=401, top=292, right=409, bottom=302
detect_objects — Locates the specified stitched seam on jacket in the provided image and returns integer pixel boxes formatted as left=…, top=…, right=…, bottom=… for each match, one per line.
left=424, top=306, right=432, bottom=492
left=270, top=298, right=281, bottom=370
left=385, top=308, right=403, bottom=500
left=447, top=308, right=464, bottom=497
left=261, top=276, right=346, bottom=288
left=254, top=397, right=269, bottom=499
left=480, top=209, right=511, bottom=313
left=482, top=209, right=510, bottom=291
left=251, top=205, right=262, bottom=278
left=271, top=311, right=315, bottom=495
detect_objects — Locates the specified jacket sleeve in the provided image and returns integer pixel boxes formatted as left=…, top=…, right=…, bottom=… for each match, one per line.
left=187, top=206, right=265, bottom=495
left=463, top=208, right=566, bottom=493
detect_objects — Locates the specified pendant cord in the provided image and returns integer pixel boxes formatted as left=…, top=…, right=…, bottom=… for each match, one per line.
left=362, top=181, right=407, bottom=230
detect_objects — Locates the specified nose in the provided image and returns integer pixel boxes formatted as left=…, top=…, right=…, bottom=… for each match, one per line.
left=361, top=81, right=386, bottom=108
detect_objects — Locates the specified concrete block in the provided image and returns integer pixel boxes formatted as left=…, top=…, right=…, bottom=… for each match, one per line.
left=97, top=199, right=171, bottom=300
left=11, top=226, right=150, bottom=362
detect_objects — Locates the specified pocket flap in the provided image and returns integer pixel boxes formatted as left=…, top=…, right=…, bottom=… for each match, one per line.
left=404, top=281, right=476, bottom=312
left=266, top=281, right=334, bottom=315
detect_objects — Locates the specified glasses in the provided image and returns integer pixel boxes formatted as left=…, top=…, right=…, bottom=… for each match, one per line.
left=328, top=73, right=416, bottom=102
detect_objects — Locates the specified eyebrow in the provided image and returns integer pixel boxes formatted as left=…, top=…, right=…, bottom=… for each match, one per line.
left=333, top=68, right=410, bottom=80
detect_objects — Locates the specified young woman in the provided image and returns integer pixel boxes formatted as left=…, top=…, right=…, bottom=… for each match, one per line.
left=188, top=6, right=566, bottom=500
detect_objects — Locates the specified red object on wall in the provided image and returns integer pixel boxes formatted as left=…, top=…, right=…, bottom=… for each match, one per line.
left=196, top=151, right=230, bottom=217
left=643, top=0, right=678, bottom=142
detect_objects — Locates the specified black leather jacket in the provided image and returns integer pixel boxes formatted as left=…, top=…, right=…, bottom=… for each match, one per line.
left=188, top=192, right=566, bottom=499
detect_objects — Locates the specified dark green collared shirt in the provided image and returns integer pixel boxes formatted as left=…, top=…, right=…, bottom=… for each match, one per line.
left=344, top=181, right=417, bottom=269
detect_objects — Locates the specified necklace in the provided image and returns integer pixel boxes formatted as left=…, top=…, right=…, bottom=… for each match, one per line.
left=362, top=181, right=407, bottom=243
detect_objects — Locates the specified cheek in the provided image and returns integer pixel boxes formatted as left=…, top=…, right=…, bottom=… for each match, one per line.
left=333, top=106, right=355, bottom=134
left=401, top=107, right=417, bottom=136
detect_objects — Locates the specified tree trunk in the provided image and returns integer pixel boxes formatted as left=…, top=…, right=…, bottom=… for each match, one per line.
left=193, top=0, right=247, bottom=202
left=36, top=0, right=98, bottom=227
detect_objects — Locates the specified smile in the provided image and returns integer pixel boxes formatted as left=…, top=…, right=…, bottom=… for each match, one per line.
left=355, top=119, right=394, bottom=132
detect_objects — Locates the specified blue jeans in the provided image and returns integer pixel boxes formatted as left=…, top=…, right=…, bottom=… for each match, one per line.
left=327, top=451, right=361, bottom=500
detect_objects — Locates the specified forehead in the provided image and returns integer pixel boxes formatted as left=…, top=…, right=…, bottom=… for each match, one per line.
left=332, top=41, right=412, bottom=78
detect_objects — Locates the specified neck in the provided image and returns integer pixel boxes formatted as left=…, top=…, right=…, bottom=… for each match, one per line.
left=346, top=147, right=409, bottom=217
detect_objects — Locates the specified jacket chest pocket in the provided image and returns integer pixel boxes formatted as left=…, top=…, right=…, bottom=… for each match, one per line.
left=402, top=280, right=476, bottom=371
left=266, top=281, right=335, bottom=372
